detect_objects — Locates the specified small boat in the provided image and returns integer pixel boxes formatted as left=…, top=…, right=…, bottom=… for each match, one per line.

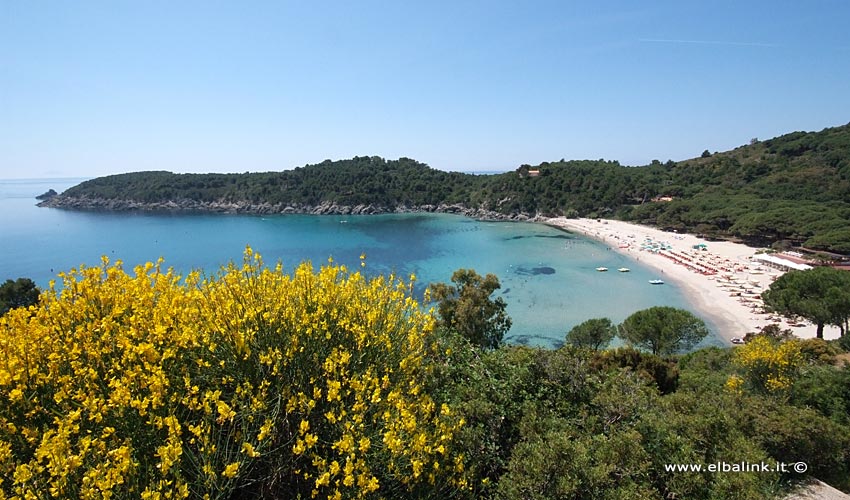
left=617, top=267, right=630, bottom=272
left=596, top=267, right=608, bottom=272
left=648, top=279, right=665, bottom=285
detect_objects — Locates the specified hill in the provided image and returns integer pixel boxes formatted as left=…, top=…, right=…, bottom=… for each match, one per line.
left=44, top=157, right=484, bottom=213
left=40, top=122, right=850, bottom=253
left=623, top=123, right=850, bottom=252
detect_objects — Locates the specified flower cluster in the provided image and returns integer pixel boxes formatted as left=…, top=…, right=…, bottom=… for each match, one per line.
left=728, top=336, right=803, bottom=395
left=0, top=248, right=465, bottom=499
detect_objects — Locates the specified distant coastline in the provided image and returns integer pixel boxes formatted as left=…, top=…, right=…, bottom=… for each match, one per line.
left=33, top=121, right=850, bottom=257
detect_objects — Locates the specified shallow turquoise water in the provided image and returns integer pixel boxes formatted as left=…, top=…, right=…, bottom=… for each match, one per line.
left=0, top=178, right=723, bottom=349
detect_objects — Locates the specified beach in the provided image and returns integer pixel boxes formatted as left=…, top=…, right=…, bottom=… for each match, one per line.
left=546, top=217, right=842, bottom=343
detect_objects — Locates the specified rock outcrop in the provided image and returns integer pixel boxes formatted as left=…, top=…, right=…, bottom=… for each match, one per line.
left=35, top=189, right=58, bottom=200
left=37, top=196, right=547, bottom=222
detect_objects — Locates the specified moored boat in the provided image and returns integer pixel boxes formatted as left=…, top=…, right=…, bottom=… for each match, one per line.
left=596, top=267, right=608, bottom=272
left=618, top=267, right=630, bottom=272
left=648, top=279, right=665, bottom=285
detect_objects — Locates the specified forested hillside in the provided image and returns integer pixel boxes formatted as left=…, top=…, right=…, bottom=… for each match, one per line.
left=623, top=124, right=850, bottom=253
left=43, top=123, right=850, bottom=253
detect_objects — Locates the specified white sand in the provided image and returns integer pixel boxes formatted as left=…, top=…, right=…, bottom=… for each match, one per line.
left=545, top=217, right=841, bottom=343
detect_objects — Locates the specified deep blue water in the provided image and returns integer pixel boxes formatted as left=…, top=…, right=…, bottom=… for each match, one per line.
left=0, top=178, right=723, bottom=349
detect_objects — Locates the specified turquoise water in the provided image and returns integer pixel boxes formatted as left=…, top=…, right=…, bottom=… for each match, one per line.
left=0, top=178, right=723, bottom=349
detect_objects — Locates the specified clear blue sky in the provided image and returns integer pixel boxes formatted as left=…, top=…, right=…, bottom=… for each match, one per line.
left=2, top=1, right=849, bottom=178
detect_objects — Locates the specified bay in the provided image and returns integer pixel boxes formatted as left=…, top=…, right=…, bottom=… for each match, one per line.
left=0, top=178, right=723, bottom=349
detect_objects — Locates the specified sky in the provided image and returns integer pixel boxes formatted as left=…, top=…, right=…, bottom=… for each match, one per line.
left=2, top=1, right=850, bottom=179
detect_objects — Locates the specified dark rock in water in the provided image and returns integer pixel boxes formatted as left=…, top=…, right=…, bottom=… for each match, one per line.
left=502, top=288, right=511, bottom=295
left=506, top=333, right=561, bottom=347
left=35, top=189, right=58, bottom=200
left=533, top=234, right=572, bottom=240
left=532, top=266, right=556, bottom=275
left=514, top=266, right=555, bottom=276
left=510, top=335, right=531, bottom=345
left=508, top=234, right=571, bottom=241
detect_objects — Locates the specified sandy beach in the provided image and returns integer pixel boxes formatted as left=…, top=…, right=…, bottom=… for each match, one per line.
left=545, top=217, right=842, bottom=343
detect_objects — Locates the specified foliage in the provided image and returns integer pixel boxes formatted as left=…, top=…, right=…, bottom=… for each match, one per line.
left=618, top=307, right=710, bottom=355
left=639, top=391, right=782, bottom=499
left=796, top=338, right=842, bottom=365
left=738, top=397, right=850, bottom=490
left=590, top=348, right=679, bottom=394
left=0, top=250, right=466, bottom=499
left=0, top=278, right=39, bottom=316
left=428, top=269, right=511, bottom=350
left=565, top=318, right=616, bottom=350
left=837, top=334, right=850, bottom=352
left=676, top=347, right=736, bottom=394
left=494, top=427, right=657, bottom=500
left=762, top=267, right=850, bottom=338
left=743, top=323, right=794, bottom=343
left=791, top=365, right=850, bottom=427
left=432, top=344, right=801, bottom=499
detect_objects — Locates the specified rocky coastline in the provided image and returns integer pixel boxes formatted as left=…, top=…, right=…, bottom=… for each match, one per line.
left=37, top=195, right=546, bottom=222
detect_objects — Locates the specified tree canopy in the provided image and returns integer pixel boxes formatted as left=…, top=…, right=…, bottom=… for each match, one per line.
left=619, top=307, right=710, bottom=355
left=762, top=267, right=850, bottom=338
left=428, top=269, right=512, bottom=350
left=565, top=317, right=617, bottom=350
left=0, top=278, right=39, bottom=316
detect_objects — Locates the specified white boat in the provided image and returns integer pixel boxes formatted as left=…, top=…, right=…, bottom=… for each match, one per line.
left=617, top=267, right=630, bottom=272
left=648, top=279, right=665, bottom=285
left=596, top=267, right=608, bottom=272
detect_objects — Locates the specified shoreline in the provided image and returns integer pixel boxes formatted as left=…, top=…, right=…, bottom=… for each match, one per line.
left=37, top=196, right=546, bottom=222
left=544, top=217, right=841, bottom=343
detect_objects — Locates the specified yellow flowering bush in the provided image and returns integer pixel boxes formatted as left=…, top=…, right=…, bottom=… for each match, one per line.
left=728, top=336, right=803, bottom=395
left=0, top=248, right=465, bottom=499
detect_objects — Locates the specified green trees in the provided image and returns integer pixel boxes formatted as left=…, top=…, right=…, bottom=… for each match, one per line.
left=619, top=307, right=709, bottom=355
left=0, top=277, right=39, bottom=315
left=565, top=317, right=616, bottom=350
left=762, top=267, right=850, bottom=338
left=429, top=269, right=512, bottom=350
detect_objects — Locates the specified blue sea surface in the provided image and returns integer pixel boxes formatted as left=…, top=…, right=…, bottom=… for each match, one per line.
left=0, top=178, right=724, bottom=349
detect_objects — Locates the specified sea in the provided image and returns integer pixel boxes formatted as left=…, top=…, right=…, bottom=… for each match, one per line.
left=0, top=178, right=724, bottom=349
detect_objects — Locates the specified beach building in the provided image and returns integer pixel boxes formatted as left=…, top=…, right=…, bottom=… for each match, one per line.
left=751, top=254, right=813, bottom=272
